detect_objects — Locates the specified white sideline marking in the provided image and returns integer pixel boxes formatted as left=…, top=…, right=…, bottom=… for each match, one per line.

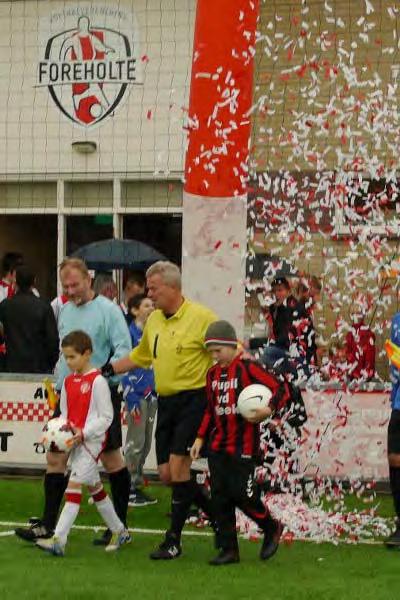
left=0, top=520, right=212, bottom=537
left=0, top=530, right=14, bottom=537
left=0, top=520, right=386, bottom=545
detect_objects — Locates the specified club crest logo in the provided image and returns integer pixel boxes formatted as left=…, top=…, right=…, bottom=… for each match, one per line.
left=80, top=382, right=91, bottom=394
left=38, top=8, right=141, bottom=127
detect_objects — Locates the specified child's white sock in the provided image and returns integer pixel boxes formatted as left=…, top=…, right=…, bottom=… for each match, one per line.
left=54, top=488, right=82, bottom=545
left=92, top=486, right=124, bottom=533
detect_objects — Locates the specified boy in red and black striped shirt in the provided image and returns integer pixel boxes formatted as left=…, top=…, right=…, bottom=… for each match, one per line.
left=191, top=320, right=290, bottom=566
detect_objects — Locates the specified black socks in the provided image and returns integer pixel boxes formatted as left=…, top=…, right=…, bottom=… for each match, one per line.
left=109, top=467, right=131, bottom=528
left=170, top=481, right=195, bottom=542
left=42, top=472, right=69, bottom=531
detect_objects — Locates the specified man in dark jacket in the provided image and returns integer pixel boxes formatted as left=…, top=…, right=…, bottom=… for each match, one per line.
left=0, top=266, right=59, bottom=373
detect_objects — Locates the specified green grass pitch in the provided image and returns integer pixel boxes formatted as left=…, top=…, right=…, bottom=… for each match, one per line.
left=0, top=478, right=399, bottom=600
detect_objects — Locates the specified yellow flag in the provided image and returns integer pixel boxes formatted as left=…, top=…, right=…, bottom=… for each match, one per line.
left=385, top=339, right=400, bottom=369
left=43, top=378, right=58, bottom=411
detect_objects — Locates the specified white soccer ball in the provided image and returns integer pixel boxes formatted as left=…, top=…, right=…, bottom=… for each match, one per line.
left=237, top=384, right=272, bottom=420
left=40, top=417, right=74, bottom=453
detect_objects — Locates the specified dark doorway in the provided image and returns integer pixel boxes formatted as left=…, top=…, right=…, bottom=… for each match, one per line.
left=123, top=214, right=182, bottom=266
left=66, top=215, right=113, bottom=256
left=0, top=215, right=57, bottom=300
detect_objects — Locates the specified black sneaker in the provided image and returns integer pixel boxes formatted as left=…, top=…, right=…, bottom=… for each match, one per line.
left=209, top=549, right=240, bottom=566
left=93, top=528, right=112, bottom=546
left=150, top=532, right=182, bottom=560
left=129, top=489, right=158, bottom=507
left=260, top=520, right=283, bottom=561
left=15, top=521, right=52, bottom=542
left=385, top=525, right=400, bottom=548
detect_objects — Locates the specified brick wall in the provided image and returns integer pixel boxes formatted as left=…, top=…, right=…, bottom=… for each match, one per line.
left=248, top=1, right=400, bottom=379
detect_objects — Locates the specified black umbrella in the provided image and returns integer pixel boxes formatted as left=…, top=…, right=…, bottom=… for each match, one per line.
left=72, top=238, right=167, bottom=270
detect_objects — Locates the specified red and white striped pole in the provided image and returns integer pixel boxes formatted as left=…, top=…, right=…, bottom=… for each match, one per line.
left=182, top=0, right=259, bottom=334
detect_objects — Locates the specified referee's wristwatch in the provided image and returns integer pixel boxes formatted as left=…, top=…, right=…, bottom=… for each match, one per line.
left=101, top=362, right=115, bottom=378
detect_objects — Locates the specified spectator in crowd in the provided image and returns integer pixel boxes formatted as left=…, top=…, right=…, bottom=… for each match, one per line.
left=121, top=271, right=146, bottom=323
left=0, top=251, right=23, bottom=303
left=51, top=264, right=71, bottom=327
left=122, top=293, right=158, bottom=507
left=0, top=265, right=59, bottom=373
left=102, top=261, right=217, bottom=560
left=93, top=273, right=118, bottom=302
left=51, top=288, right=69, bottom=327
left=320, top=341, right=348, bottom=382
left=296, top=279, right=311, bottom=308
left=15, top=258, right=132, bottom=547
left=346, top=305, right=375, bottom=381
left=0, top=252, right=23, bottom=369
left=295, top=278, right=318, bottom=370
left=263, top=277, right=311, bottom=381
left=309, top=275, right=322, bottom=304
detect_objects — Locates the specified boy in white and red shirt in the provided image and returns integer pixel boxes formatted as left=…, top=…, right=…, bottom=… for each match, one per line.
left=36, top=330, right=130, bottom=556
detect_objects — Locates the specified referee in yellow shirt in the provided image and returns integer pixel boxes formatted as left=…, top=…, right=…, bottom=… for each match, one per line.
left=104, top=261, right=217, bottom=560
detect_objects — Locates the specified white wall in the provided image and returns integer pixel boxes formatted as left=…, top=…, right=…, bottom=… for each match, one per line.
left=0, top=0, right=195, bottom=177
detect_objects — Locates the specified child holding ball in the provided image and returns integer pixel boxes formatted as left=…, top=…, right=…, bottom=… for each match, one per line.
left=36, top=330, right=130, bottom=556
left=191, top=320, right=290, bottom=566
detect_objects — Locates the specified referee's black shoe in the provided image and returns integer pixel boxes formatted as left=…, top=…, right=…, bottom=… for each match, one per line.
left=385, top=525, right=400, bottom=548
left=15, top=520, right=53, bottom=542
left=260, top=520, right=283, bottom=561
left=150, top=532, right=182, bottom=560
left=209, top=549, right=240, bottom=566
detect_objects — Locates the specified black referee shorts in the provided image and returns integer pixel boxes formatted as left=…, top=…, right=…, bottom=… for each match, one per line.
left=155, top=388, right=207, bottom=466
left=388, top=409, right=400, bottom=455
left=51, top=384, right=123, bottom=453
left=103, top=386, right=123, bottom=452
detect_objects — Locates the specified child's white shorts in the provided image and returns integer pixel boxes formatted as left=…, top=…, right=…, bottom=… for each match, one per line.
left=69, top=443, right=102, bottom=487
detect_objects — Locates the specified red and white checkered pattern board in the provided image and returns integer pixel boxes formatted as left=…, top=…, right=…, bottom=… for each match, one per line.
left=0, top=401, right=51, bottom=422
left=0, top=380, right=51, bottom=466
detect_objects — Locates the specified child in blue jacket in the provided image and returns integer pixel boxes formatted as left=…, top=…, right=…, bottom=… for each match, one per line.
left=122, top=294, right=158, bottom=507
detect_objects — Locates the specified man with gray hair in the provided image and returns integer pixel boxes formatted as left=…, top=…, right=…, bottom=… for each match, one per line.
left=103, top=260, right=217, bottom=560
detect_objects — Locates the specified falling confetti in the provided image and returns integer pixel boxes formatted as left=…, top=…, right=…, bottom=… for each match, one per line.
left=190, top=0, right=399, bottom=541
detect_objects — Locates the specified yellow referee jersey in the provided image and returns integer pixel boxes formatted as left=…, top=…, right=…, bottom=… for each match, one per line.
left=129, top=299, right=217, bottom=396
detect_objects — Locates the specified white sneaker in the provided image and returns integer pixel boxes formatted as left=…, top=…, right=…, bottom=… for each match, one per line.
left=36, top=535, right=65, bottom=557
left=105, top=529, right=131, bottom=552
